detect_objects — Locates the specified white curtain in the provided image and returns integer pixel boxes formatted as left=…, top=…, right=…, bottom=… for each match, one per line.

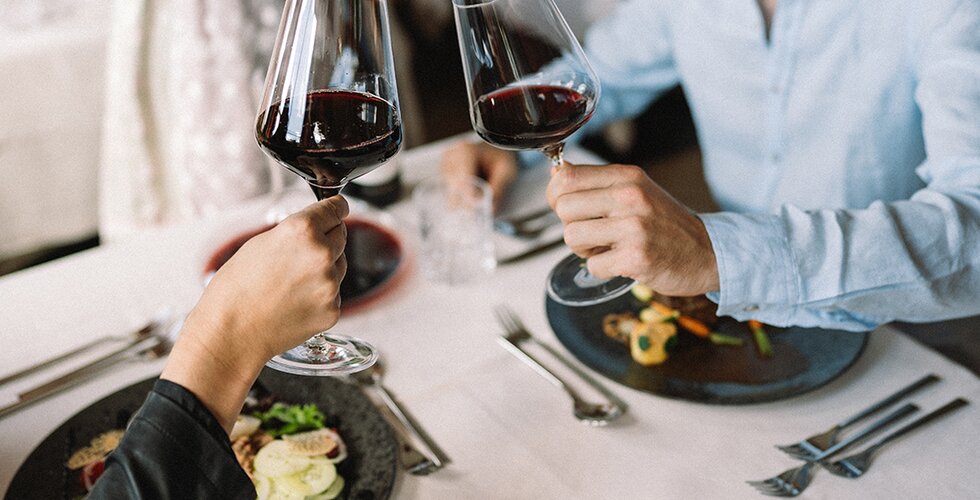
left=99, top=0, right=290, bottom=242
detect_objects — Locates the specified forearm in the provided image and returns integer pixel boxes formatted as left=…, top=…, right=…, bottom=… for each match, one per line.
left=701, top=186, right=980, bottom=330
left=160, top=306, right=268, bottom=433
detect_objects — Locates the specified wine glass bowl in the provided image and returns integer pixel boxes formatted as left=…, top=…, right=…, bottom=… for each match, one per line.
left=452, top=0, right=599, bottom=164
left=452, top=0, right=633, bottom=306
left=256, top=0, right=402, bottom=199
left=254, top=0, right=402, bottom=375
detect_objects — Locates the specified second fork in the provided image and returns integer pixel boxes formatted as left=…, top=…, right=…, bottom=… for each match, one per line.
left=494, top=305, right=627, bottom=425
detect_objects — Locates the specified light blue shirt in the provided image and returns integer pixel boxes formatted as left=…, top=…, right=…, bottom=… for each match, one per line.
left=576, top=0, right=980, bottom=331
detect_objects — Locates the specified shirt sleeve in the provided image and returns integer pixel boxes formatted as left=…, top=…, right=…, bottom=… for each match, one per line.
left=700, top=0, right=980, bottom=331
left=88, top=379, right=255, bottom=499
left=568, top=0, right=681, bottom=143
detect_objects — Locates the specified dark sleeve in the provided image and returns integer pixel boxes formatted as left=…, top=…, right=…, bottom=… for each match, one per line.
left=88, top=379, right=256, bottom=500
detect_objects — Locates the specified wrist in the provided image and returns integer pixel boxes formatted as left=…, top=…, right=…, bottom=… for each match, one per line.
left=160, top=307, right=267, bottom=432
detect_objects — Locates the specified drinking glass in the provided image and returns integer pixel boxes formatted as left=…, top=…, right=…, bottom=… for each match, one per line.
left=255, top=0, right=402, bottom=375
left=451, top=0, right=634, bottom=306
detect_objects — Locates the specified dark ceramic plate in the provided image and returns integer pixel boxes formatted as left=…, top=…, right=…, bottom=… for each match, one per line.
left=546, top=294, right=869, bottom=404
left=6, top=369, right=398, bottom=499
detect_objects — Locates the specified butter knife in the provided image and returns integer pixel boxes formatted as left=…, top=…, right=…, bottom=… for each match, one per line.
left=0, top=335, right=163, bottom=420
left=497, top=236, right=565, bottom=266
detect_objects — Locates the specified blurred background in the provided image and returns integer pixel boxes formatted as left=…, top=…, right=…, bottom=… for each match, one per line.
left=0, top=0, right=700, bottom=277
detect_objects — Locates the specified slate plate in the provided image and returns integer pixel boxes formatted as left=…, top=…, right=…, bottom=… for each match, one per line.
left=6, top=369, right=397, bottom=499
left=546, top=294, right=868, bottom=404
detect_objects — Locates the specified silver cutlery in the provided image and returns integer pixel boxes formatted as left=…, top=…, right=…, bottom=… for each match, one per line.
left=494, top=305, right=627, bottom=426
left=747, top=402, right=919, bottom=497
left=822, top=397, right=969, bottom=479
left=497, top=236, right=565, bottom=266
left=396, top=436, right=440, bottom=476
left=776, top=373, right=939, bottom=460
left=0, top=313, right=182, bottom=420
left=352, top=360, right=450, bottom=474
left=494, top=208, right=560, bottom=239
left=0, top=310, right=170, bottom=389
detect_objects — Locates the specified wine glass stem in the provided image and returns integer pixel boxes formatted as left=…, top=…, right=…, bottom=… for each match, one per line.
left=310, top=184, right=342, bottom=201
left=544, top=142, right=566, bottom=167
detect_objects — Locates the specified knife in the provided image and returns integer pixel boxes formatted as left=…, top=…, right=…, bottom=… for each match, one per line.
left=0, top=319, right=158, bottom=389
left=497, top=236, right=565, bottom=266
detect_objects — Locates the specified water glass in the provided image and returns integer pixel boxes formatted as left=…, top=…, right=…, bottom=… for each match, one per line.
left=414, top=175, right=496, bottom=285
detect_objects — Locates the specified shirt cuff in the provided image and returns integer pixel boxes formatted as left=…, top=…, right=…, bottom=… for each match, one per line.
left=152, top=379, right=231, bottom=448
left=699, top=212, right=802, bottom=324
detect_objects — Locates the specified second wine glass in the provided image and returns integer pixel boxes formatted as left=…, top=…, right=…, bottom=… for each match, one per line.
left=254, top=0, right=402, bottom=375
left=452, top=0, right=634, bottom=307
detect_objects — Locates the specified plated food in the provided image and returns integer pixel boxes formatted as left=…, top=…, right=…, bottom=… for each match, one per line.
left=65, top=398, right=349, bottom=499
left=603, top=285, right=771, bottom=366
left=7, top=372, right=397, bottom=500
left=233, top=400, right=348, bottom=500
left=545, top=290, right=868, bottom=404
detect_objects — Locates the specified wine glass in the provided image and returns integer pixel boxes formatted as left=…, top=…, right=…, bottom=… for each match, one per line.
left=452, top=0, right=634, bottom=306
left=254, top=0, right=402, bottom=375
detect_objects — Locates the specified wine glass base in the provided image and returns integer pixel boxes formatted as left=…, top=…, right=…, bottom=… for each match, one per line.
left=265, top=333, right=379, bottom=376
left=546, top=253, right=635, bottom=307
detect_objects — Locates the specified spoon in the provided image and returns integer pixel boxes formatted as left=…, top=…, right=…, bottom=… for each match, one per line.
left=352, top=361, right=450, bottom=472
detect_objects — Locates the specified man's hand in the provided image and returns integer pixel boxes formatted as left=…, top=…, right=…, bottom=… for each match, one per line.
left=546, top=163, right=719, bottom=296
left=440, top=140, right=518, bottom=210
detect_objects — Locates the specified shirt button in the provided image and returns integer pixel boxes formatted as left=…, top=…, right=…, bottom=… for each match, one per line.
left=744, top=304, right=760, bottom=312
left=770, top=153, right=782, bottom=163
left=769, top=83, right=781, bottom=93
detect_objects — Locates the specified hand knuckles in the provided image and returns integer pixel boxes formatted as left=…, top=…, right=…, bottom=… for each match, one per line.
left=623, top=215, right=649, bottom=234
left=282, top=215, right=320, bottom=240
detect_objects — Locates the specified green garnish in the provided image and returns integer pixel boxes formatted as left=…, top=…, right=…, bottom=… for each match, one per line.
left=252, top=403, right=326, bottom=437
left=638, top=336, right=652, bottom=351
left=709, top=332, right=745, bottom=347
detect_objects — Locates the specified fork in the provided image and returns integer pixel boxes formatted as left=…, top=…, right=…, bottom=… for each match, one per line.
left=747, top=402, right=919, bottom=497
left=494, top=305, right=627, bottom=426
left=0, top=313, right=183, bottom=420
left=0, top=309, right=170, bottom=389
left=776, top=373, right=939, bottom=460
left=822, top=398, right=969, bottom=479
left=494, top=208, right=560, bottom=239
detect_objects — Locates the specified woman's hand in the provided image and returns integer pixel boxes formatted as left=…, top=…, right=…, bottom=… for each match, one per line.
left=440, top=139, right=518, bottom=209
left=161, top=196, right=349, bottom=431
left=546, top=163, right=719, bottom=296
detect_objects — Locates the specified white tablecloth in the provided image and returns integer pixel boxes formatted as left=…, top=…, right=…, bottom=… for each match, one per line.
left=1, top=138, right=978, bottom=499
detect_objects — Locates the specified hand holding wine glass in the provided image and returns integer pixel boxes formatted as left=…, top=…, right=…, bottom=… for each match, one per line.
left=253, top=0, right=402, bottom=375
left=452, top=0, right=634, bottom=306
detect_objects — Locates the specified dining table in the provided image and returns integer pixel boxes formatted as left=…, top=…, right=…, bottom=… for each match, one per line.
left=1, top=135, right=978, bottom=499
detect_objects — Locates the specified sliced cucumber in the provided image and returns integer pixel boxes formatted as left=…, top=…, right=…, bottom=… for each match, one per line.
left=253, top=440, right=312, bottom=477
left=280, top=457, right=336, bottom=496
left=264, top=476, right=307, bottom=500
left=307, top=476, right=345, bottom=500
left=253, top=473, right=272, bottom=500
left=230, top=415, right=262, bottom=441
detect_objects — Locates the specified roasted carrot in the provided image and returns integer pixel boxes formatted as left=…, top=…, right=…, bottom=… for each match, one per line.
left=677, top=316, right=712, bottom=338
left=650, top=301, right=711, bottom=337
left=650, top=301, right=676, bottom=317
left=748, top=320, right=773, bottom=357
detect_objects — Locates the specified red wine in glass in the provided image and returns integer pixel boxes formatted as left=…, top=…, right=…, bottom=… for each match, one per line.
left=473, top=85, right=593, bottom=153
left=256, top=90, right=402, bottom=200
